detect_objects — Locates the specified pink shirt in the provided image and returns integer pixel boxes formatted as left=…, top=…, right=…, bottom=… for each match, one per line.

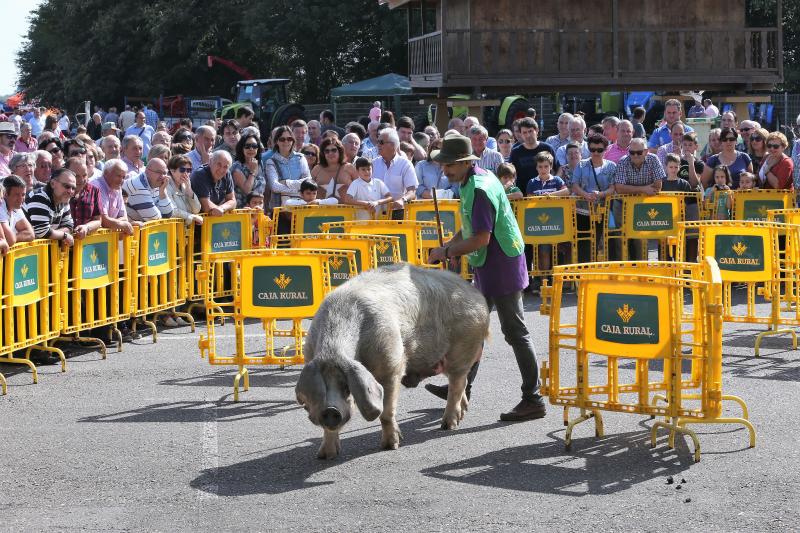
left=605, top=143, right=628, bottom=164
left=0, top=150, right=12, bottom=177
left=14, top=137, right=36, bottom=153
left=89, top=175, right=126, bottom=219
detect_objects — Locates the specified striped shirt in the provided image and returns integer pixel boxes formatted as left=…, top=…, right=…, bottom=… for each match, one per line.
left=121, top=172, right=174, bottom=222
left=475, top=147, right=504, bottom=173
left=23, top=183, right=73, bottom=238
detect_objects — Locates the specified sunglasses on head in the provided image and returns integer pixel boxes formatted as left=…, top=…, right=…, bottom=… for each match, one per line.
left=589, top=147, right=605, bottom=153
left=628, top=150, right=644, bottom=156
left=767, top=143, right=782, bottom=149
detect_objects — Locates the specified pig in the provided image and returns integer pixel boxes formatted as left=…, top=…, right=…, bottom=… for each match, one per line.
left=295, top=263, right=489, bottom=459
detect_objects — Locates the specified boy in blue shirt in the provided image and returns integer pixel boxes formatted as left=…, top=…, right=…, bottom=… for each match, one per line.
left=524, top=152, right=568, bottom=294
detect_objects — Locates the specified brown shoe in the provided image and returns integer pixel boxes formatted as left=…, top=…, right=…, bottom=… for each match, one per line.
left=499, top=398, right=546, bottom=422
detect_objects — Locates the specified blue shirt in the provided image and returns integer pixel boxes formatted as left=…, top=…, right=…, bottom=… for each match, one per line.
left=526, top=174, right=566, bottom=195
left=648, top=123, right=694, bottom=149
left=571, top=159, right=617, bottom=194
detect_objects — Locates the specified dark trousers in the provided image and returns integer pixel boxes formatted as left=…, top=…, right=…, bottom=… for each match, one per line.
left=467, top=290, right=541, bottom=401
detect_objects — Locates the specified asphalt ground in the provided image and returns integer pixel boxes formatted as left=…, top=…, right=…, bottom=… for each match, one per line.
left=1, top=289, right=798, bottom=532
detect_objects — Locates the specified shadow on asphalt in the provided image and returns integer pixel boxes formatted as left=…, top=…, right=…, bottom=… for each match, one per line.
left=78, top=398, right=299, bottom=423
left=719, top=352, right=800, bottom=381
left=420, top=428, right=693, bottom=496
left=190, top=408, right=506, bottom=496
left=159, top=368, right=301, bottom=389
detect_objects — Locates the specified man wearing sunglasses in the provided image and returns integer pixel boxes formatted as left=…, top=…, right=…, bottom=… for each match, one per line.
left=0, top=122, right=17, bottom=177
left=23, top=167, right=76, bottom=246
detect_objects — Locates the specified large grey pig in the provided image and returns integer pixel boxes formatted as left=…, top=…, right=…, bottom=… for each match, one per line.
left=295, top=263, right=489, bottom=459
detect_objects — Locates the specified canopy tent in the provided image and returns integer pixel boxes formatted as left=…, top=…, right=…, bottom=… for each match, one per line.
left=330, top=73, right=411, bottom=97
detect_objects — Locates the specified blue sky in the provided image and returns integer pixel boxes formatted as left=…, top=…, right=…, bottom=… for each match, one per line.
left=0, top=1, right=42, bottom=95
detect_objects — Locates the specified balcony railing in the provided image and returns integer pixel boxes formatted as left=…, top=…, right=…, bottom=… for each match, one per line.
left=409, top=28, right=780, bottom=85
left=409, top=31, right=442, bottom=78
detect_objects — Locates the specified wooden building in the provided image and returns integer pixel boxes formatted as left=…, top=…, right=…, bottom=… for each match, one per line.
left=381, top=0, right=784, bottom=93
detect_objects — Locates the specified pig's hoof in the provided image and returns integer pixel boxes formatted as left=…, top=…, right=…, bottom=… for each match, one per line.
left=380, top=428, right=402, bottom=450
left=317, top=437, right=341, bottom=459
left=440, top=414, right=459, bottom=430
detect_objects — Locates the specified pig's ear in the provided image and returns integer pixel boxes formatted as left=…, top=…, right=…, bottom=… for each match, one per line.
left=296, top=359, right=326, bottom=408
left=345, top=360, right=383, bottom=421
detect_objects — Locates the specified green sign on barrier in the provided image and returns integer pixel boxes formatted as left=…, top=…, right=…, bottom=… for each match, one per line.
left=251, top=265, right=314, bottom=308
left=595, top=293, right=660, bottom=344
left=742, top=200, right=784, bottom=222
left=82, top=241, right=109, bottom=281
left=416, top=211, right=455, bottom=241
left=523, top=207, right=565, bottom=237
left=147, top=231, right=169, bottom=269
left=211, top=222, right=242, bottom=252
left=305, top=216, right=345, bottom=234
left=13, top=254, right=39, bottom=297
left=327, top=255, right=354, bottom=286
left=632, top=203, right=673, bottom=232
left=714, top=234, right=765, bottom=272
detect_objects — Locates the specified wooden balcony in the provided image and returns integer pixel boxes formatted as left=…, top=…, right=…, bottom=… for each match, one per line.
left=408, top=27, right=782, bottom=91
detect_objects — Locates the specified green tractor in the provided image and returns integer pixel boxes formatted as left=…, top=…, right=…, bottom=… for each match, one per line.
left=216, top=79, right=305, bottom=140
left=425, top=95, right=533, bottom=135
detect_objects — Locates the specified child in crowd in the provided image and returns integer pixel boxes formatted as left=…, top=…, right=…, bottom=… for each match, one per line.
left=738, top=171, right=757, bottom=191
left=285, top=180, right=339, bottom=207
left=525, top=152, right=569, bottom=197
left=705, top=165, right=733, bottom=220
left=369, top=101, right=382, bottom=123
left=344, top=157, right=393, bottom=220
left=246, top=191, right=265, bottom=246
left=661, top=153, right=693, bottom=193
left=525, top=152, right=568, bottom=295
left=496, top=162, right=523, bottom=200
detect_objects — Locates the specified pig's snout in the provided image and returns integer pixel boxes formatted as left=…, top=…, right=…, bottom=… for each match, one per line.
left=321, top=407, right=343, bottom=429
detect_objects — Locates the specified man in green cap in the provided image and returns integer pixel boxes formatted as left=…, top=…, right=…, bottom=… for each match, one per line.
left=427, top=134, right=546, bottom=422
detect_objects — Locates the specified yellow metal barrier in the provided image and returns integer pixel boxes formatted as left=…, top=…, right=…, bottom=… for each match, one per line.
left=732, top=189, right=793, bottom=222
left=321, top=219, right=440, bottom=267
left=131, top=219, right=195, bottom=341
left=197, top=248, right=355, bottom=401
left=603, top=193, right=694, bottom=261
left=55, top=229, right=133, bottom=356
left=405, top=199, right=469, bottom=277
left=271, top=233, right=402, bottom=280
left=540, top=258, right=755, bottom=462
left=273, top=204, right=369, bottom=235
left=676, top=220, right=800, bottom=356
left=768, top=208, right=800, bottom=312
left=512, top=196, right=588, bottom=276
left=0, top=240, right=66, bottom=382
left=186, top=210, right=264, bottom=314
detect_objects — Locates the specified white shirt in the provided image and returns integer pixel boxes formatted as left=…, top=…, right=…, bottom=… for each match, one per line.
left=346, top=177, right=390, bottom=220
left=0, top=199, right=26, bottom=236
left=284, top=197, right=338, bottom=206
left=125, top=123, right=155, bottom=158
left=58, top=115, right=70, bottom=131
left=371, top=154, right=417, bottom=202
left=119, top=110, right=136, bottom=131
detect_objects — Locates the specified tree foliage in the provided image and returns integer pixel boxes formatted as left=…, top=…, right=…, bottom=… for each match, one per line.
left=16, top=0, right=407, bottom=108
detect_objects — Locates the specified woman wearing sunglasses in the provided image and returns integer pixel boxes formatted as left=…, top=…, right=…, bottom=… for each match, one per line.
left=231, top=132, right=266, bottom=208
left=759, top=132, right=794, bottom=190
left=165, top=154, right=202, bottom=226
left=496, top=129, right=514, bottom=162
left=264, top=125, right=311, bottom=210
left=701, top=127, right=753, bottom=189
left=747, top=127, right=769, bottom=173
left=311, top=137, right=357, bottom=201
left=300, top=144, right=319, bottom=171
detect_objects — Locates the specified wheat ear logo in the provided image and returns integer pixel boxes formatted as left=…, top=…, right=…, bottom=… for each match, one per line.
left=153, top=239, right=161, bottom=251
left=221, top=228, right=231, bottom=239
left=647, top=208, right=659, bottom=219
left=90, top=249, right=98, bottom=263
left=274, top=273, right=292, bottom=289
left=617, top=304, right=636, bottom=323
left=757, top=205, right=768, bottom=218
left=329, top=256, right=344, bottom=270
left=376, top=241, right=390, bottom=254
left=537, top=213, right=550, bottom=224
left=20, top=263, right=29, bottom=278
left=732, top=242, right=748, bottom=256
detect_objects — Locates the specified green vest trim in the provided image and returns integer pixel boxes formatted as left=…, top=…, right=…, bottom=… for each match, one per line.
left=460, top=170, right=525, bottom=267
